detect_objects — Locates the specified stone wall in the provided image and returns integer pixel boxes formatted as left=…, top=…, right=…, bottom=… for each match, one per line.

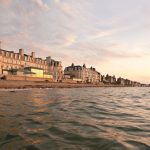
left=62, top=79, right=78, bottom=83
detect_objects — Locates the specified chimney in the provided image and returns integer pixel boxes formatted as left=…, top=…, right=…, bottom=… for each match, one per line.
left=31, top=52, right=35, bottom=58
left=19, top=49, right=24, bottom=56
left=46, top=56, right=51, bottom=63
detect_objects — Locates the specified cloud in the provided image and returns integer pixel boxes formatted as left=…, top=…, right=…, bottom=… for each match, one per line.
left=32, top=0, right=50, bottom=11
left=1, top=0, right=150, bottom=82
left=67, top=40, right=144, bottom=64
left=0, top=0, right=12, bottom=7
left=62, top=35, right=76, bottom=46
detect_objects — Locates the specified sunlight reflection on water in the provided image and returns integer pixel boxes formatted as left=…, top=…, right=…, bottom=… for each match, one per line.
left=0, top=87, right=150, bottom=150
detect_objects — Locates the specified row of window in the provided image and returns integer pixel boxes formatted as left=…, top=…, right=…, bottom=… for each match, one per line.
left=0, top=65, right=48, bottom=70
left=2, top=58, right=21, bottom=64
left=1, top=57, right=49, bottom=65
left=0, top=60, right=48, bottom=69
left=65, top=69, right=99, bottom=75
left=1, top=51, right=21, bottom=59
left=0, top=53, right=47, bottom=65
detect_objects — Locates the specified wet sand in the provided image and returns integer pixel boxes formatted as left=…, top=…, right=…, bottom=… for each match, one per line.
left=0, top=80, right=120, bottom=89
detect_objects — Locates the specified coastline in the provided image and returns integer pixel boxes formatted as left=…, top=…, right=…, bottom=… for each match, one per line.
left=0, top=80, right=125, bottom=89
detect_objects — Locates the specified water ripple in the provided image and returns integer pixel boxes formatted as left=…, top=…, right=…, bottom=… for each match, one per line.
left=0, top=87, right=150, bottom=150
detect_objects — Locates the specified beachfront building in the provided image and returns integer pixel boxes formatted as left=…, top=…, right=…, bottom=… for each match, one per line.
left=0, top=49, right=63, bottom=81
left=3, top=67, right=52, bottom=79
left=124, top=79, right=132, bottom=86
left=117, top=77, right=125, bottom=85
left=132, top=81, right=141, bottom=87
left=105, top=74, right=117, bottom=84
left=101, top=75, right=108, bottom=84
left=64, top=63, right=101, bottom=83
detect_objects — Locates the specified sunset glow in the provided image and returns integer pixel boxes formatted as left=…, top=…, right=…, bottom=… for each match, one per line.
left=0, top=0, right=150, bottom=83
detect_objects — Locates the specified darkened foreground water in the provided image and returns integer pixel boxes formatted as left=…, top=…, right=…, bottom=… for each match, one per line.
left=0, top=88, right=150, bottom=150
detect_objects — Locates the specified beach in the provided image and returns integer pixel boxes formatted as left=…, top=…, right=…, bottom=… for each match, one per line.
left=0, top=80, right=121, bottom=89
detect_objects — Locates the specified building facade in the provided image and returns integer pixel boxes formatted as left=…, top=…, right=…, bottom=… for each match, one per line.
left=117, top=77, right=125, bottom=85
left=105, top=74, right=116, bottom=84
left=0, top=49, right=63, bottom=81
left=64, top=63, right=101, bottom=83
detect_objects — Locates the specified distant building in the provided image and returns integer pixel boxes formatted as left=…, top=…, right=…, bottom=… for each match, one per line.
left=105, top=74, right=116, bottom=84
left=64, top=63, right=101, bottom=83
left=125, top=79, right=132, bottom=86
left=132, top=81, right=141, bottom=87
left=101, top=75, right=108, bottom=84
left=117, top=77, right=125, bottom=85
left=0, top=49, right=63, bottom=81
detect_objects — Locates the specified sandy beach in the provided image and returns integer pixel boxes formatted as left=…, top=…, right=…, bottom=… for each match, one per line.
left=0, top=80, right=121, bottom=89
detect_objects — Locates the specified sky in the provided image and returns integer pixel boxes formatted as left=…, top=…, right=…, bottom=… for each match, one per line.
left=0, top=0, right=150, bottom=83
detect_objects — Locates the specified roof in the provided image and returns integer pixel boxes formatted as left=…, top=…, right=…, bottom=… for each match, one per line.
left=0, top=49, right=61, bottom=63
left=66, top=65, right=82, bottom=69
left=0, top=49, right=16, bottom=55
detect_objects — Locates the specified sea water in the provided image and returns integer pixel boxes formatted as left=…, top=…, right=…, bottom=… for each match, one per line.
left=0, top=87, right=150, bottom=150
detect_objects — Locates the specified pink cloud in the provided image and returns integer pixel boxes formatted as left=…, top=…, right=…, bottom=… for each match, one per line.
left=0, top=0, right=12, bottom=7
left=32, top=0, right=50, bottom=11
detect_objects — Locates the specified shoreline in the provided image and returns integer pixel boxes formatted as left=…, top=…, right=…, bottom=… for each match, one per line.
left=0, top=80, right=143, bottom=89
